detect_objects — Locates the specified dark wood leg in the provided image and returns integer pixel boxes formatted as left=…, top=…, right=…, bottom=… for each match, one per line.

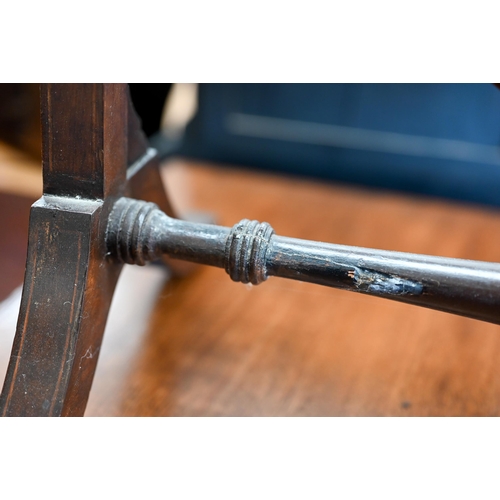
left=0, top=83, right=175, bottom=416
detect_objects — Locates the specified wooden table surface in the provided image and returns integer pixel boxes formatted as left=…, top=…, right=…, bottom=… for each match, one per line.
left=1, top=158, right=500, bottom=416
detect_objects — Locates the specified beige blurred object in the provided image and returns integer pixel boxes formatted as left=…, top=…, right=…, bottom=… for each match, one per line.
left=0, top=83, right=42, bottom=197
left=0, top=140, right=42, bottom=197
left=160, top=83, right=198, bottom=139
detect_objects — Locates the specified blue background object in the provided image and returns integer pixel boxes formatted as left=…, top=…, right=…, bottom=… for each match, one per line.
left=179, top=84, right=500, bottom=207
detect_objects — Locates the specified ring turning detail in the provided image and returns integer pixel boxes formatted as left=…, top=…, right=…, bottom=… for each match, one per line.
left=224, top=219, right=274, bottom=285
left=107, top=197, right=500, bottom=325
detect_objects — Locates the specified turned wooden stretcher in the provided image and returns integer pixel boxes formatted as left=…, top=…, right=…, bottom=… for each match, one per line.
left=1, top=84, right=499, bottom=417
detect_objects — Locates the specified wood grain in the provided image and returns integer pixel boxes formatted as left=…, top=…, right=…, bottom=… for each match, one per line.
left=41, top=84, right=127, bottom=199
left=0, top=85, right=128, bottom=416
left=80, top=159, right=500, bottom=416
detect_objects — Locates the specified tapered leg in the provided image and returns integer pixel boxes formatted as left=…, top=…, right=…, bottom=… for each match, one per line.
left=1, top=84, right=127, bottom=416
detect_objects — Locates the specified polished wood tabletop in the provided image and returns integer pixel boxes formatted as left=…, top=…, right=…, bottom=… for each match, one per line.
left=1, top=157, right=500, bottom=416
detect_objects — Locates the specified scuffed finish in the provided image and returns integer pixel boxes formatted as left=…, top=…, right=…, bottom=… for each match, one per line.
left=106, top=197, right=500, bottom=325
left=349, top=267, right=423, bottom=296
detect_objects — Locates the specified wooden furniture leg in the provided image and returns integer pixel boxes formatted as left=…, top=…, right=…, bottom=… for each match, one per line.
left=0, top=84, right=177, bottom=416
left=2, top=84, right=499, bottom=416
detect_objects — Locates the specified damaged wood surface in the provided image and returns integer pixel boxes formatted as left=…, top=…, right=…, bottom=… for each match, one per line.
left=82, top=159, right=500, bottom=416
left=106, top=197, right=500, bottom=324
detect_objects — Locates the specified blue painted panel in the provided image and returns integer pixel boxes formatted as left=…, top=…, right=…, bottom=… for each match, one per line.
left=179, top=84, right=500, bottom=207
